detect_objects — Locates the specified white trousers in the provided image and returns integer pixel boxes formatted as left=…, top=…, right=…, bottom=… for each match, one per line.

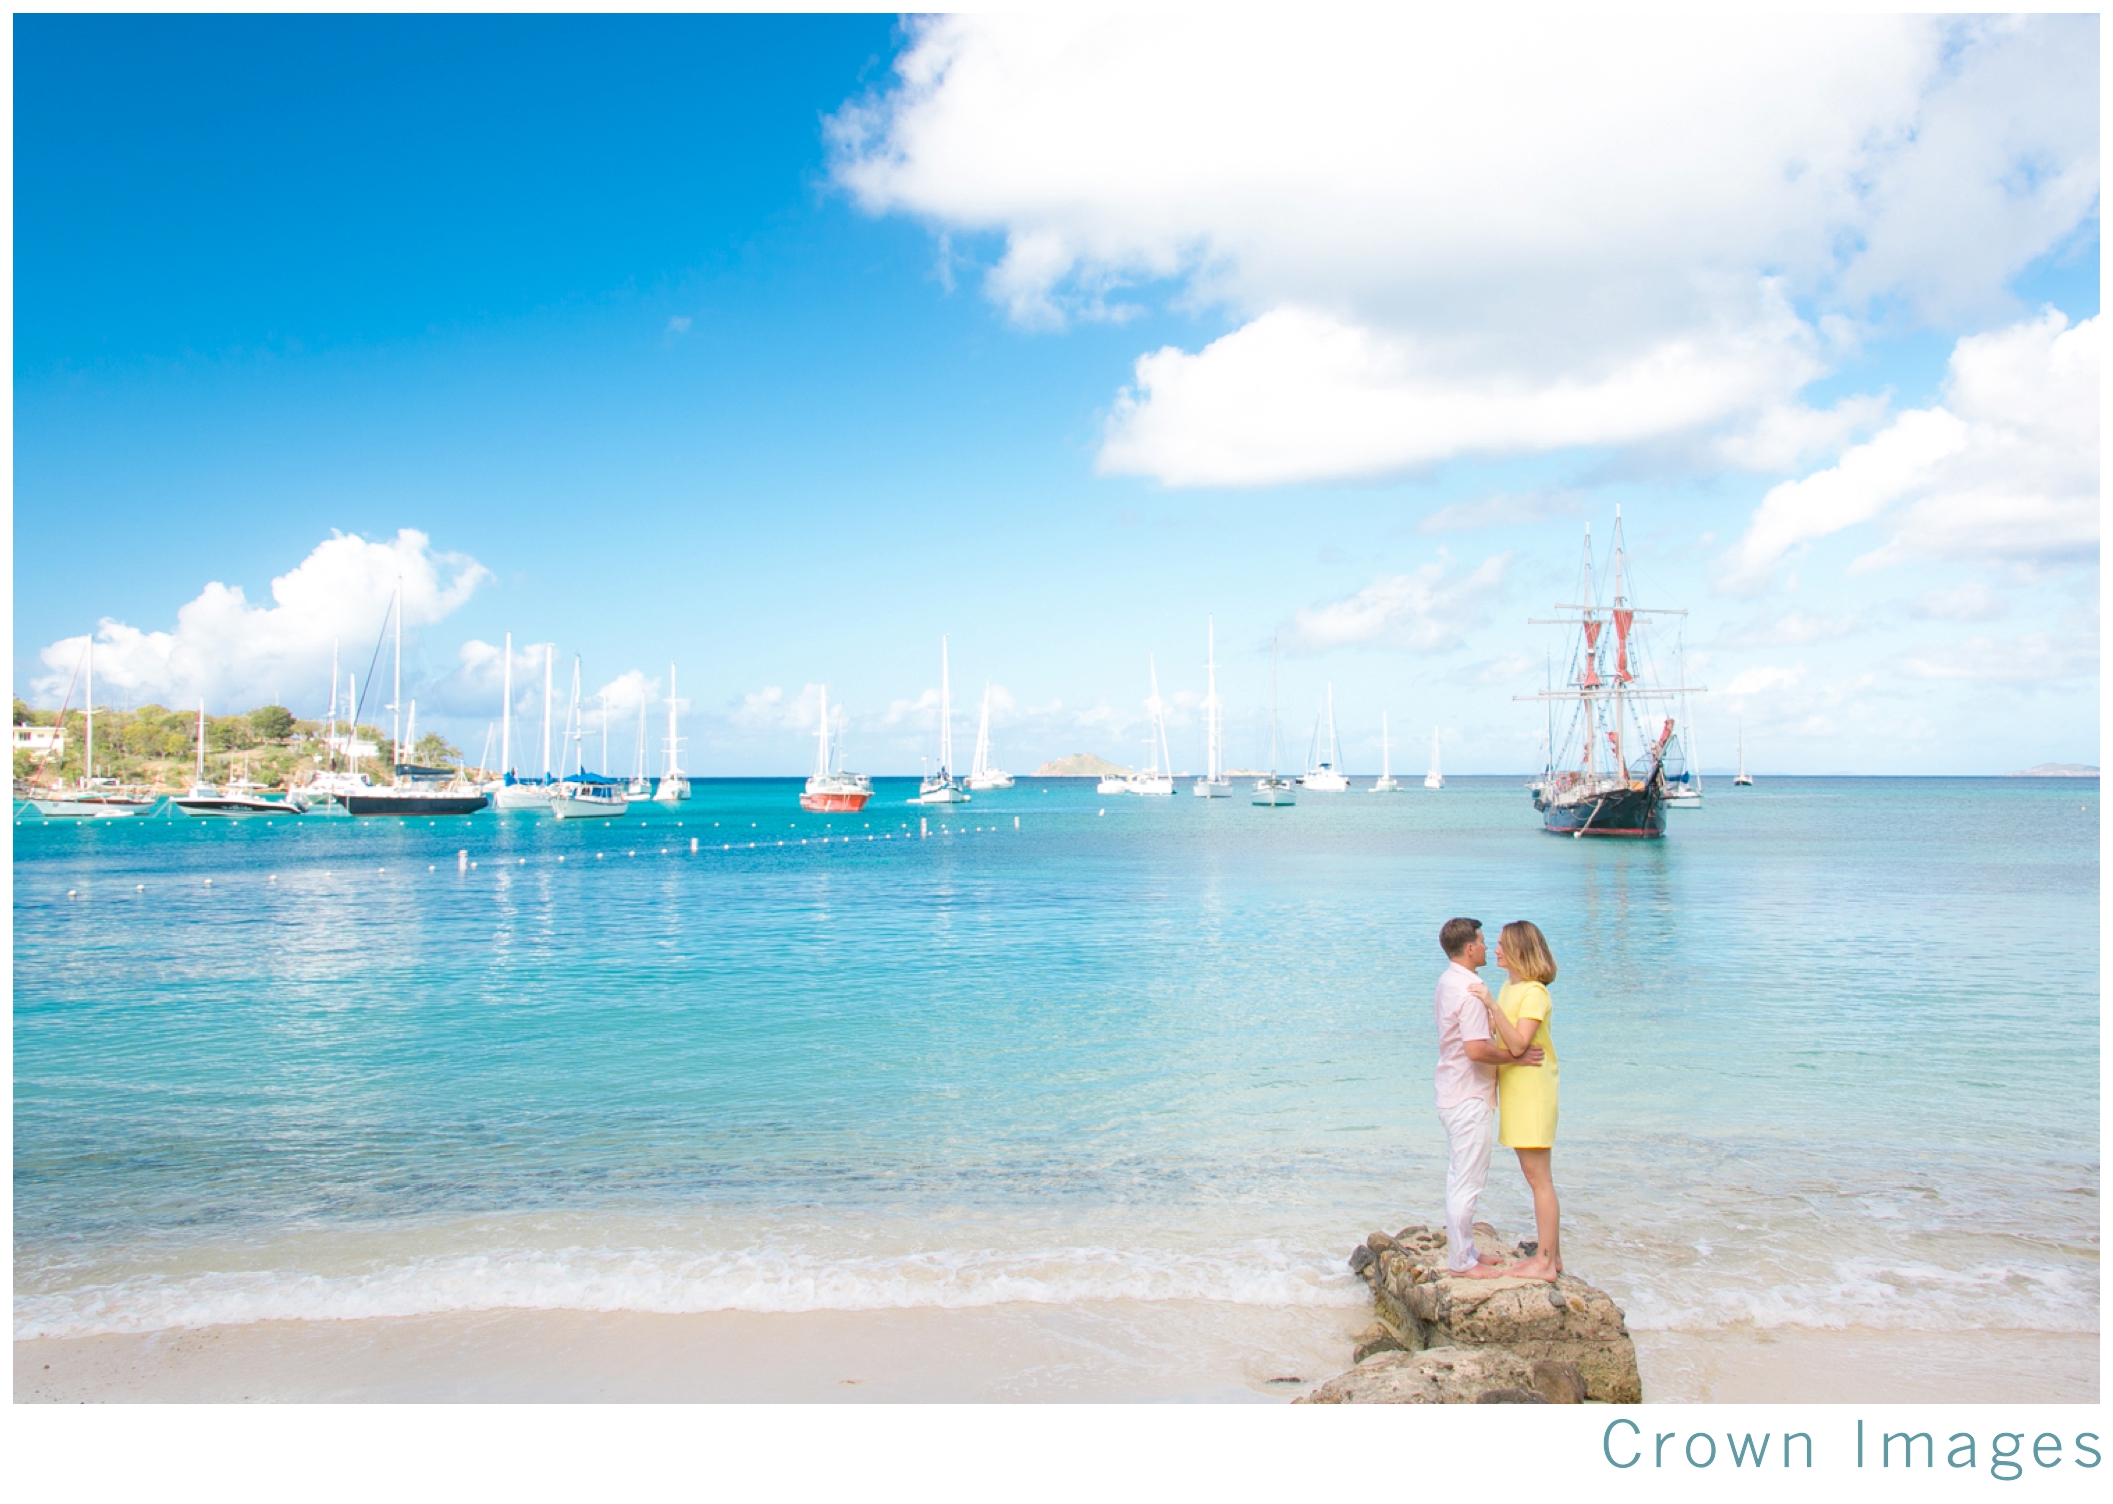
left=1439, top=1097, right=1496, bottom=1272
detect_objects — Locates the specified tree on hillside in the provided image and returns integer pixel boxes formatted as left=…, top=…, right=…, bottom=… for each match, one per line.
left=250, top=705, right=296, bottom=741
left=413, top=732, right=461, bottom=766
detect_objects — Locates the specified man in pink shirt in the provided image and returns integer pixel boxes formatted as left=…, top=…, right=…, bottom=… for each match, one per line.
left=1433, top=917, right=1543, bottom=1277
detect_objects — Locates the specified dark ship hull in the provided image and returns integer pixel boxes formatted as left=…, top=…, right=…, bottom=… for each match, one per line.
left=1534, top=774, right=1667, bottom=837
left=341, top=790, right=490, bottom=816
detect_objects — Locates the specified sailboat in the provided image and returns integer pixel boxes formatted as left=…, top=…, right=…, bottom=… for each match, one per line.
left=31, top=638, right=154, bottom=817
left=1299, top=685, right=1350, bottom=790
left=914, top=635, right=970, bottom=804
left=1424, top=731, right=1444, bottom=791
left=1665, top=640, right=1703, bottom=808
left=1123, top=656, right=1176, bottom=795
left=1372, top=713, right=1401, bottom=792
left=1733, top=724, right=1754, bottom=786
left=966, top=683, right=1014, bottom=790
left=1253, top=639, right=1296, bottom=806
left=1192, top=616, right=1231, bottom=797
left=548, top=658, right=626, bottom=818
left=627, top=694, right=653, bottom=800
left=654, top=663, right=691, bottom=802
left=1520, top=510, right=1703, bottom=837
left=802, top=685, right=874, bottom=811
left=175, top=700, right=288, bottom=816
left=337, top=581, right=490, bottom=815
left=492, top=637, right=554, bottom=809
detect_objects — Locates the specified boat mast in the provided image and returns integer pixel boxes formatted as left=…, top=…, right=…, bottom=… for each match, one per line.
left=1148, top=654, right=1169, bottom=776
left=938, top=635, right=953, bottom=779
left=815, top=685, right=830, bottom=780
left=328, top=640, right=340, bottom=775
left=665, top=663, right=680, bottom=776
left=636, top=692, right=646, bottom=782
left=568, top=656, right=583, bottom=776
left=84, top=638, right=93, bottom=787
left=1205, top=616, right=1221, bottom=782
left=541, top=645, right=554, bottom=782
left=501, top=632, right=513, bottom=776
left=1611, top=507, right=1628, bottom=776
left=348, top=675, right=358, bottom=776
left=973, top=683, right=992, bottom=779
left=1579, top=524, right=1597, bottom=782
left=1381, top=712, right=1390, bottom=779
left=1269, top=637, right=1280, bottom=776
left=196, top=698, right=207, bottom=788
left=392, top=577, right=403, bottom=780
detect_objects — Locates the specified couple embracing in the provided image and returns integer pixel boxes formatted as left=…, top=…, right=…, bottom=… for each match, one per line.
left=1431, top=916, right=1562, bottom=1282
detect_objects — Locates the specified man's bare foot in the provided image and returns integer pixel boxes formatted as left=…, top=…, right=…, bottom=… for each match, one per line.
left=1453, top=1262, right=1510, bottom=1279
left=1505, top=1254, right=1559, bottom=1282
left=1477, top=1251, right=1505, bottom=1266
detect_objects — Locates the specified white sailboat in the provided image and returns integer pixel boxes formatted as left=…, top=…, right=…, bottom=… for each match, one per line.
left=1192, top=615, right=1231, bottom=797
left=549, top=656, right=627, bottom=819
left=1253, top=638, right=1296, bottom=806
left=627, top=694, right=652, bottom=800
left=1124, top=656, right=1175, bottom=794
left=966, top=682, right=1014, bottom=790
left=1299, top=684, right=1350, bottom=791
left=494, top=639, right=555, bottom=810
left=802, top=685, right=874, bottom=811
left=1733, top=723, right=1754, bottom=786
left=31, top=639, right=153, bottom=816
left=914, top=635, right=970, bottom=803
left=1424, top=730, right=1444, bottom=790
left=1666, top=640, right=1703, bottom=808
left=1372, top=713, right=1401, bottom=792
left=654, top=663, right=690, bottom=802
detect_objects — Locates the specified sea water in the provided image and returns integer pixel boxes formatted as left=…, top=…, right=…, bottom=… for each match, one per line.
left=12, top=779, right=2099, bottom=1355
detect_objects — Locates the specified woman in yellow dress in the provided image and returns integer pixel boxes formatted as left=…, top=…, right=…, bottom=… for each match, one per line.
left=1475, top=920, right=1561, bottom=1282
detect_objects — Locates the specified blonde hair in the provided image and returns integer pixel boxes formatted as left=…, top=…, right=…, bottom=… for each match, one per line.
left=1499, top=921, right=1557, bottom=985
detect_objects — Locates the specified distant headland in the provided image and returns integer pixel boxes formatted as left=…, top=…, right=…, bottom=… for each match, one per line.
left=1032, top=753, right=1132, bottom=778
left=2004, top=763, right=2100, bottom=777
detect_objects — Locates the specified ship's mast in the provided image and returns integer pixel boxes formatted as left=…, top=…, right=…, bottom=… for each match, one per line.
left=501, top=632, right=513, bottom=776
left=84, top=639, right=93, bottom=787
left=541, top=645, right=555, bottom=781
left=1611, top=507, right=1627, bottom=776
left=1580, top=524, right=1597, bottom=781
left=815, top=684, right=831, bottom=781
left=392, top=577, right=403, bottom=780
left=328, top=640, right=340, bottom=775
left=1205, top=615, right=1221, bottom=782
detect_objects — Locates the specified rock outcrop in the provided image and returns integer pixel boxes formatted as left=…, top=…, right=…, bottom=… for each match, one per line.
left=1031, top=753, right=1133, bottom=778
left=1307, top=1220, right=1642, bottom=1404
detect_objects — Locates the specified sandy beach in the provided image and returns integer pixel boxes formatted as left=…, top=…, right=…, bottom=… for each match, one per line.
left=15, top=1308, right=2098, bottom=1404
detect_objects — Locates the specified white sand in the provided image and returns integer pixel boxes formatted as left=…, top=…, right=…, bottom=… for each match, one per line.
left=15, top=1305, right=2097, bottom=1403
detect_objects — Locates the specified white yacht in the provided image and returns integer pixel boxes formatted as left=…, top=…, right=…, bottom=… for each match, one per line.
left=654, top=662, right=690, bottom=802
left=29, top=640, right=154, bottom=817
left=1424, top=729, right=1444, bottom=790
left=914, top=635, right=970, bottom=804
left=1253, top=638, right=1296, bottom=807
left=1372, top=713, right=1401, bottom=792
left=966, top=682, right=1014, bottom=790
left=1299, top=684, right=1350, bottom=791
left=175, top=701, right=289, bottom=817
left=493, top=637, right=556, bottom=810
left=548, top=657, right=627, bottom=819
left=1124, top=656, right=1175, bottom=795
left=1192, top=616, right=1232, bottom=797
left=1733, top=723, right=1754, bottom=786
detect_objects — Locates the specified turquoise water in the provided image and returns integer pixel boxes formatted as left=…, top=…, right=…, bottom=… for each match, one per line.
left=13, top=778, right=2100, bottom=1341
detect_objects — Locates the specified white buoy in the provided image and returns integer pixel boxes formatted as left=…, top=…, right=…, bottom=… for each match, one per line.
left=458, top=850, right=468, bottom=871
left=558, top=855, right=566, bottom=862
left=67, top=889, right=77, bottom=899
left=204, top=878, right=212, bottom=886
left=921, top=817, right=928, bottom=839
left=691, top=838, right=699, bottom=853
left=136, top=884, right=144, bottom=891
left=1014, top=816, right=1020, bottom=829
left=270, top=875, right=277, bottom=883
left=1099, top=808, right=1106, bottom=816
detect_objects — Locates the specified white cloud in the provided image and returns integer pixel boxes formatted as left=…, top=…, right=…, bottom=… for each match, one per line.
left=666, top=315, right=693, bottom=334
left=1419, top=491, right=1581, bottom=534
left=1722, top=664, right=1808, bottom=699
left=1724, top=310, right=2099, bottom=587
left=33, top=530, right=490, bottom=713
left=1896, top=633, right=2097, bottom=684
left=833, top=14, right=2096, bottom=485
left=1284, top=552, right=1510, bottom=654
left=1911, top=580, right=2009, bottom=622
left=732, top=684, right=825, bottom=733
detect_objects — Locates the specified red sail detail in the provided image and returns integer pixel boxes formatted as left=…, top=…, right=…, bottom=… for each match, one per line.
left=1583, top=620, right=1602, bottom=649
left=1580, top=658, right=1600, bottom=689
left=1613, top=609, right=1634, bottom=683
left=1580, top=617, right=1603, bottom=688
left=1607, top=731, right=1621, bottom=761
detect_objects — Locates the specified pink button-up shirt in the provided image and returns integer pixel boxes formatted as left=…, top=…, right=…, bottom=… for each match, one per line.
left=1433, top=960, right=1497, bottom=1112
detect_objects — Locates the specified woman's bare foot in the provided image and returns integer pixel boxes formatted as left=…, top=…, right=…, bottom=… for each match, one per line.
left=1505, top=1253, right=1559, bottom=1282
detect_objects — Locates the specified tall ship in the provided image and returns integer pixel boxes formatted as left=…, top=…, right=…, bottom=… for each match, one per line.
left=801, top=685, right=873, bottom=811
left=1520, top=510, right=1701, bottom=838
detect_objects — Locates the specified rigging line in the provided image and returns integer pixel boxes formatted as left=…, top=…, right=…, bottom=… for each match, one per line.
left=348, top=592, right=396, bottom=733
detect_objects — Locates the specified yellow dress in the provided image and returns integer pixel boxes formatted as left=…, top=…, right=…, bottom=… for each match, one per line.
left=1495, top=980, right=1559, bottom=1149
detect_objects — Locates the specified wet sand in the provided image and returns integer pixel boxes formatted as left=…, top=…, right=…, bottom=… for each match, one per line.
left=15, top=1306, right=2097, bottom=1403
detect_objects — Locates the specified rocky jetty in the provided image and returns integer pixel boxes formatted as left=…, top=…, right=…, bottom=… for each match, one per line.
left=1298, top=1221, right=1642, bottom=1404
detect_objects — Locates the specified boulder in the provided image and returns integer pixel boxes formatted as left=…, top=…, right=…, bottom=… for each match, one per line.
left=1337, top=1221, right=1643, bottom=1403
left=1298, top=1346, right=1541, bottom=1405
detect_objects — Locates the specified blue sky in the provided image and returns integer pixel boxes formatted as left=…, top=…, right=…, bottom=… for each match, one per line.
left=14, top=14, right=2100, bottom=776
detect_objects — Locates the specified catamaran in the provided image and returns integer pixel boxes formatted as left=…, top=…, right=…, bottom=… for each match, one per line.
left=914, top=635, right=970, bottom=804
left=1424, top=730, right=1444, bottom=791
left=1372, top=713, right=1401, bottom=792
left=802, top=685, right=874, bottom=811
left=1124, top=656, right=1176, bottom=795
left=1253, top=638, right=1296, bottom=806
left=966, top=682, right=1014, bottom=790
left=30, top=638, right=155, bottom=817
left=1519, top=510, right=1703, bottom=837
left=654, top=663, right=690, bottom=802
left=1300, top=685, right=1350, bottom=791
left=1192, top=616, right=1231, bottom=797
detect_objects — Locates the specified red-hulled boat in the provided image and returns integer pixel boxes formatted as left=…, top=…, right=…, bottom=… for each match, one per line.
left=799, top=684, right=872, bottom=812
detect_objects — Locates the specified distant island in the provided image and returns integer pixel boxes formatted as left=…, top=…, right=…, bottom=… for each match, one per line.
left=1034, top=753, right=1132, bottom=778
left=2004, top=763, right=2100, bottom=777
